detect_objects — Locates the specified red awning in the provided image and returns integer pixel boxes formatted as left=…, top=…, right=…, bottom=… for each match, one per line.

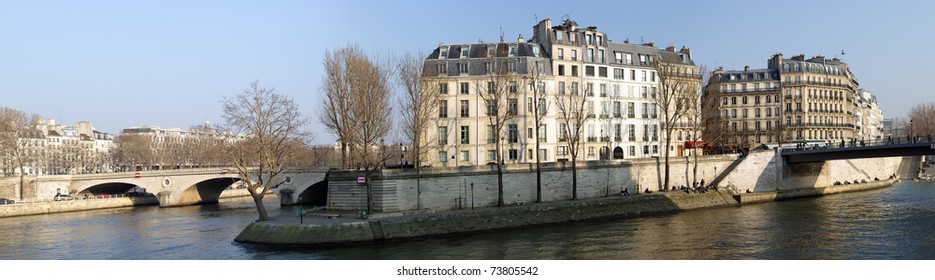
left=684, top=140, right=703, bottom=149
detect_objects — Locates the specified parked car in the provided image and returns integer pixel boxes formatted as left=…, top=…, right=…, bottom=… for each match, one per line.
left=95, top=193, right=112, bottom=199
left=0, top=198, right=14, bottom=205
left=53, top=194, right=74, bottom=201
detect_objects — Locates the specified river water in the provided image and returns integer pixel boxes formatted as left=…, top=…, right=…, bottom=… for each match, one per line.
left=2, top=180, right=934, bottom=260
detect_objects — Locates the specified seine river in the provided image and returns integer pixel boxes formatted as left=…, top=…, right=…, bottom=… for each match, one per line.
left=2, top=180, right=935, bottom=260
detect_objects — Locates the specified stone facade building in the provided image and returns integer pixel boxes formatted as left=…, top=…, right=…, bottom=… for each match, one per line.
left=704, top=54, right=865, bottom=148
left=420, top=18, right=699, bottom=167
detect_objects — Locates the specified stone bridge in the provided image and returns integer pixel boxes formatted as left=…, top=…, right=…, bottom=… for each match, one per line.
left=33, top=167, right=328, bottom=207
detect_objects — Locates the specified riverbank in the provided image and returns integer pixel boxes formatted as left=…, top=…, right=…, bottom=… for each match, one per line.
left=236, top=179, right=901, bottom=247
left=736, top=178, right=898, bottom=204
left=0, top=188, right=255, bottom=218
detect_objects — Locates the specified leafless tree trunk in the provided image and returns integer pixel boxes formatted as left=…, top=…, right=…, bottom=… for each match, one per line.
left=477, top=51, right=520, bottom=207
left=653, top=57, right=691, bottom=191
left=685, top=66, right=707, bottom=184
left=397, top=51, right=440, bottom=209
left=222, top=81, right=309, bottom=221
left=526, top=64, right=550, bottom=203
left=555, top=78, right=591, bottom=200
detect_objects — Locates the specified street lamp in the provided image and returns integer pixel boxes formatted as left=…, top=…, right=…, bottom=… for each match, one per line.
left=910, top=118, right=914, bottom=143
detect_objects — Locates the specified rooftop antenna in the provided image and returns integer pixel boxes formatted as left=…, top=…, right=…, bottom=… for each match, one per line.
left=499, top=26, right=504, bottom=43
left=640, top=36, right=644, bottom=44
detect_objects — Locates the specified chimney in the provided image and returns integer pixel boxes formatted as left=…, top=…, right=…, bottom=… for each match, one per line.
left=665, top=45, right=676, bottom=52
left=679, top=46, right=691, bottom=60
left=643, top=42, right=655, bottom=47
left=518, top=34, right=524, bottom=43
left=792, top=54, right=805, bottom=61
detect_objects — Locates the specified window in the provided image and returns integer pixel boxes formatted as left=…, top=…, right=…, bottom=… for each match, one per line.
left=460, top=82, right=469, bottom=94
left=642, top=71, right=647, bottom=81
left=626, top=53, right=632, bottom=64
left=460, top=100, right=469, bottom=117
left=460, top=126, right=469, bottom=144
left=598, top=50, right=605, bottom=63
left=487, top=125, right=496, bottom=144
left=722, top=97, right=728, bottom=105
left=572, top=65, right=578, bottom=77
left=742, top=96, right=748, bottom=104
left=600, top=84, right=607, bottom=97
left=731, top=97, right=737, bottom=105
left=557, top=146, right=568, bottom=155
left=528, top=127, right=533, bottom=138
left=630, top=70, right=636, bottom=81
left=509, top=149, right=518, bottom=160
left=650, top=72, right=655, bottom=82
left=558, top=65, right=565, bottom=76
left=613, top=101, right=621, bottom=117
left=487, top=150, right=496, bottom=161
left=559, top=123, right=568, bottom=140
left=439, top=151, right=448, bottom=163
left=508, top=124, right=518, bottom=143
left=558, top=81, right=566, bottom=95
left=599, top=67, right=607, bottom=78
left=586, top=66, right=595, bottom=76
left=614, top=124, right=621, bottom=141
left=461, top=151, right=469, bottom=161
left=627, top=102, right=635, bottom=118
left=508, top=98, right=518, bottom=115
left=439, top=83, right=448, bottom=94
left=538, top=98, right=546, bottom=116
left=509, top=81, right=517, bottom=93
left=614, top=68, right=624, bottom=79
left=440, top=47, right=448, bottom=58
left=539, top=149, right=548, bottom=161
left=486, top=100, right=496, bottom=116
left=628, top=124, right=635, bottom=141
left=438, top=126, right=448, bottom=145
left=587, top=48, right=594, bottom=63
left=438, top=101, right=447, bottom=118
left=508, top=46, right=516, bottom=57
left=556, top=31, right=563, bottom=42
left=459, top=62, right=469, bottom=74
left=615, top=52, right=622, bottom=64
left=571, top=82, right=579, bottom=95
left=586, top=34, right=592, bottom=45
left=437, top=63, right=447, bottom=75
left=629, top=146, right=636, bottom=156
left=461, top=45, right=470, bottom=58
left=558, top=48, right=564, bottom=60
left=571, top=50, right=577, bottom=61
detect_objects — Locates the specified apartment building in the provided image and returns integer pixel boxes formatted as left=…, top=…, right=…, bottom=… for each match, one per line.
left=420, top=18, right=699, bottom=167
left=704, top=53, right=864, bottom=148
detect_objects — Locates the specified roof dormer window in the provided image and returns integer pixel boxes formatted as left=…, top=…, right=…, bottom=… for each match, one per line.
left=440, top=46, right=448, bottom=59
left=461, top=45, right=470, bottom=58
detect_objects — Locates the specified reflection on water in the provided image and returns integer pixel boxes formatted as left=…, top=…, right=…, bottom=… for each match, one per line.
left=2, top=181, right=935, bottom=259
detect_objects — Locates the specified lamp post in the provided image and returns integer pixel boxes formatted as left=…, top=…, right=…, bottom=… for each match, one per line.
left=910, top=118, right=914, bottom=143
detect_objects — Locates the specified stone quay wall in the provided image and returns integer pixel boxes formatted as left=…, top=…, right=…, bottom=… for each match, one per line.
left=326, top=155, right=738, bottom=212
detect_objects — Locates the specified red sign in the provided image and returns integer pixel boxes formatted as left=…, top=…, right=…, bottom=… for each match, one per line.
left=134, top=171, right=141, bottom=179
left=356, top=176, right=366, bottom=184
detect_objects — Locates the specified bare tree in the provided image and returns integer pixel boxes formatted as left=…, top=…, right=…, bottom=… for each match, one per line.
left=554, top=78, right=591, bottom=200
left=477, top=48, right=520, bottom=207
left=346, top=51, right=394, bottom=214
left=525, top=62, right=550, bottom=203
left=653, top=55, right=693, bottom=191
left=397, top=51, right=440, bottom=208
left=321, top=45, right=364, bottom=169
left=112, top=133, right=155, bottom=171
left=222, top=81, right=309, bottom=221
left=909, top=102, right=935, bottom=137
left=0, top=107, right=43, bottom=200
left=684, top=66, right=707, bottom=185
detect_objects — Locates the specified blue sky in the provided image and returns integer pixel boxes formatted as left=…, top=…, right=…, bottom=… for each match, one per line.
left=1, top=0, right=932, bottom=144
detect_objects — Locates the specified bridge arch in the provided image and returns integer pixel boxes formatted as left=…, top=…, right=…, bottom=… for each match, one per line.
left=79, top=182, right=142, bottom=196
left=171, top=177, right=243, bottom=206
left=294, top=180, right=328, bottom=207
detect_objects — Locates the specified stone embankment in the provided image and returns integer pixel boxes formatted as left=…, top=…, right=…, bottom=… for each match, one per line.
left=236, top=177, right=901, bottom=247
left=235, top=189, right=740, bottom=246
left=0, top=196, right=159, bottom=218
left=0, top=188, right=255, bottom=218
